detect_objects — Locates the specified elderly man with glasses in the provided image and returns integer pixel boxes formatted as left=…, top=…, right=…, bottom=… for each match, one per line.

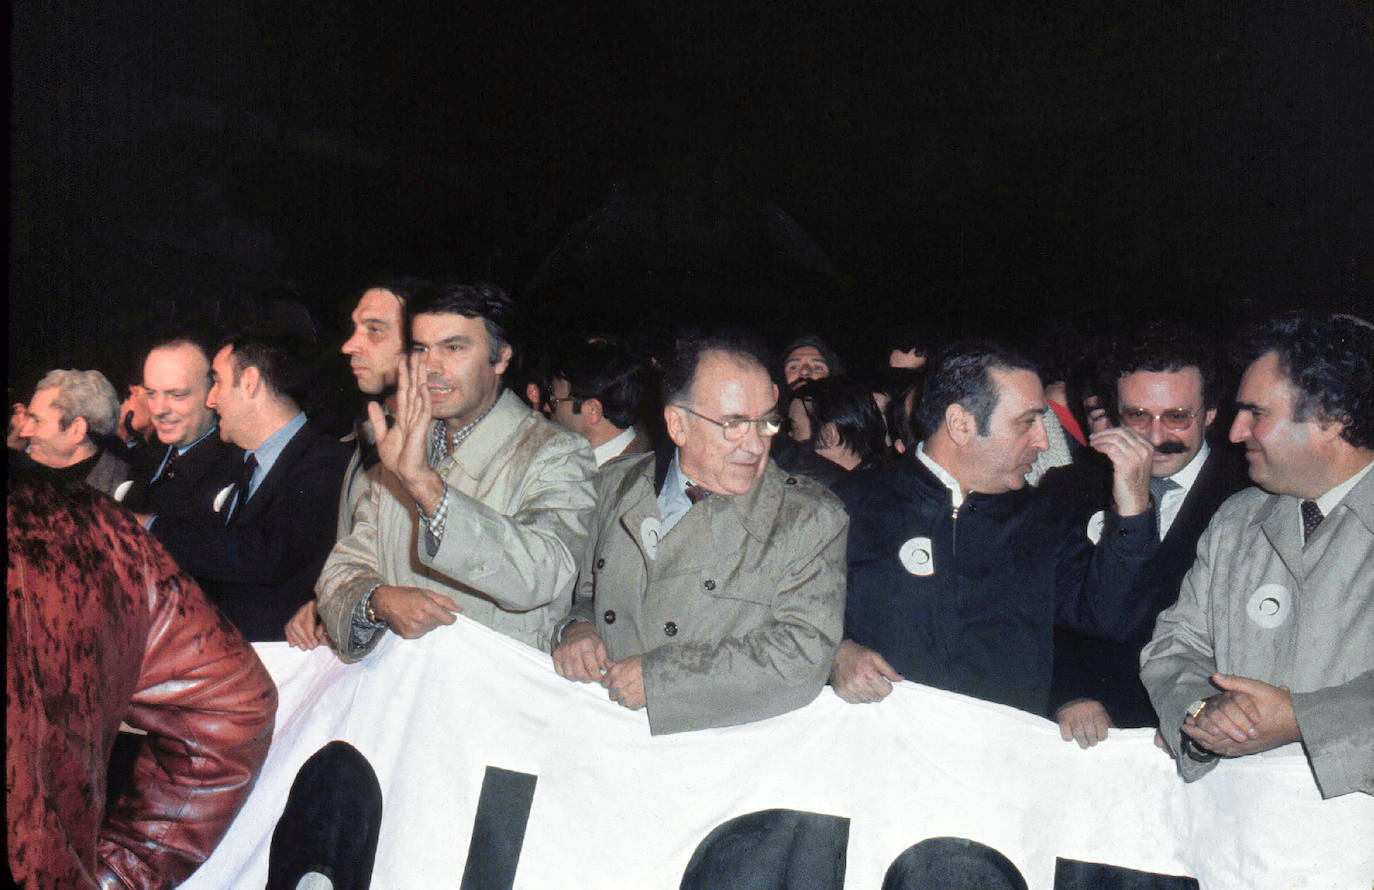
left=552, top=330, right=849, bottom=734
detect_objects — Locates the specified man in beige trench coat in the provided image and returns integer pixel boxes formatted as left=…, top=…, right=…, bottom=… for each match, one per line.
left=552, top=330, right=848, bottom=735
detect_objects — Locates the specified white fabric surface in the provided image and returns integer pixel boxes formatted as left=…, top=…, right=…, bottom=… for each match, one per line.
left=182, top=616, right=1374, bottom=889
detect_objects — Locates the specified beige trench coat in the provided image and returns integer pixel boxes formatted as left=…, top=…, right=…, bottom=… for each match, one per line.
left=317, top=390, right=597, bottom=659
left=570, top=452, right=848, bottom=734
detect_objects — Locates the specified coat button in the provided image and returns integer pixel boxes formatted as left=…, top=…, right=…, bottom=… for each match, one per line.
left=785, top=476, right=797, bottom=485
left=703, top=579, right=716, bottom=590
left=603, top=610, right=616, bottom=624
left=596, top=557, right=605, bottom=569
left=663, top=621, right=677, bottom=636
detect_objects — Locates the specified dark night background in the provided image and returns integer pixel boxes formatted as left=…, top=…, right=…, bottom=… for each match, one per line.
left=10, top=3, right=1374, bottom=410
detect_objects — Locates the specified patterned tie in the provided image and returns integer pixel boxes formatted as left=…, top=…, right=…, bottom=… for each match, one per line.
left=685, top=482, right=711, bottom=505
left=1148, top=476, right=1180, bottom=534
left=154, top=446, right=180, bottom=484
left=227, top=454, right=258, bottom=526
left=1301, top=499, right=1324, bottom=541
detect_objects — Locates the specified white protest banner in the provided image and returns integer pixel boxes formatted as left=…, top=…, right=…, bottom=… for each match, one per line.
left=184, top=616, right=1374, bottom=889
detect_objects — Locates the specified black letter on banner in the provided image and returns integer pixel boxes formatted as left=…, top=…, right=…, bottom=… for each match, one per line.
left=680, top=808, right=849, bottom=889
left=882, top=837, right=1027, bottom=890
left=459, top=766, right=538, bottom=890
left=1054, top=857, right=1199, bottom=889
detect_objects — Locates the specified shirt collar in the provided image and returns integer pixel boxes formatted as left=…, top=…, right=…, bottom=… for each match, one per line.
left=1317, top=456, right=1374, bottom=516
left=1165, top=440, right=1210, bottom=493
left=594, top=425, right=636, bottom=467
left=916, top=441, right=965, bottom=507
left=247, top=412, right=306, bottom=479
left=428, top=390, right=502, bottom=466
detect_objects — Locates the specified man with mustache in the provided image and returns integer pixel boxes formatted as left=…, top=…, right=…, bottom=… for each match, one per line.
left=1141, top=311, right=1373, bottom=798
left=121, top=336, right=241, bottom=519
left=551, top=330, right=848, bottom=733
left=1051, top=323, right=1249, bottom=748
left=830, top=341, right=1159, bottom=718
left=315, top=281, right=597, bottom=658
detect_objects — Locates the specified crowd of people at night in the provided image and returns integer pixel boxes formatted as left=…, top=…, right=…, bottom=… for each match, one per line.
left=8, top=277, right=1372, bottom=888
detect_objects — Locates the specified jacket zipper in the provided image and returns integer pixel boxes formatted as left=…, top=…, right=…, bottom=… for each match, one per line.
left=950, top=503, right=960, bottom=558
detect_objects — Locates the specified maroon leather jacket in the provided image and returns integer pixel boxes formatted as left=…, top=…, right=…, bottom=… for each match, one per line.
left=7, top=468, right=277, bottom=889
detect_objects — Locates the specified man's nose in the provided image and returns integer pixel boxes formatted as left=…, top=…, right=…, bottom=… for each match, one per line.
left=1228, top=414, right=1249, bottom=443
left=1031, top=417, right=1050, bottom=451
left=1149, top=419, right=1169, bottom=446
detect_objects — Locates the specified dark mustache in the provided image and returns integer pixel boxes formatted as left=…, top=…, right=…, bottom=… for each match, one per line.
left=1154, top=441, right=1189, bottom=455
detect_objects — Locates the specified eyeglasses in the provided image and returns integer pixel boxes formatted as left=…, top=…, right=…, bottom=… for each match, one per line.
left=1120, top=407, right=1202, bottom=432
left=675, top=405, right=783, bottom=441
left=545, top=395, right=579, bottom=411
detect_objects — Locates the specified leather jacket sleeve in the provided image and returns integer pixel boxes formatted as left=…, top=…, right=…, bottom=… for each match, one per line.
left=96, top=542, right=277, bottom=889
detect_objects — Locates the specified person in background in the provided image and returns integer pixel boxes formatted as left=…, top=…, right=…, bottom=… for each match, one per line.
left=16, top=368, right=132, bottom=498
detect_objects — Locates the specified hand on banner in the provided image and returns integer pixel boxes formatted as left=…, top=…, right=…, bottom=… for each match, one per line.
left=829, top=640, right=904, bottom=703
left=1087, top=426, right=1153, bottom=517
left=369, top=353, right=445, bottom=513
left=284, top=600, right=332, bottom=650
left=553, top=620, right=611, bottom=682
left=1056, top=698, right=1114, bottom=749
left=371, top=585, right=462, bottom=639
left=602, top=654, right=646, bottom=710
left=1183, top=673, right=1300, bottom=757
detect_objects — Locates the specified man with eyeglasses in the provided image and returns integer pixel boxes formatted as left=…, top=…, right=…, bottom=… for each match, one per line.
left=551, top=330, right=848, bottom=734
left=546, top=337, right=653, bottom=467
left=1051, top=323, right=1249, bottom=748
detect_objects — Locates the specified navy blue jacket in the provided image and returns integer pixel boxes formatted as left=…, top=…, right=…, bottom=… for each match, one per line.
left=835, top=455, right=1159, bottom=716
left=152, top=421, right=350, bottom=641
left=1049, top=445, right=1250, bottom=725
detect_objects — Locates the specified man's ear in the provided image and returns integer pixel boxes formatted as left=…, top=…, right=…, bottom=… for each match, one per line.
left=1203, top=407, right=1218, bottom=429
left=945, top=402, right=975, bottom=446
left=493, top=343, right=513, bottom=377
left=67, top=415, right=89, bottom=444
left=1312, top=411, right=1350, bottom=443
left=240, top=365, right=262, bottom=399
left=581, top=397, right=603, bottom=424
left=665, top=405, right=688, bottom=448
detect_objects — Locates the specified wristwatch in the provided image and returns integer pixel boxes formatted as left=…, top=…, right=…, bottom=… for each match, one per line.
left=364, top=591, right=384, bottom=626
left=1183, top=698, right=1217, bottom=762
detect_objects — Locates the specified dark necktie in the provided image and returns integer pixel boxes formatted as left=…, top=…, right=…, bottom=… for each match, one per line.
left=227, top=455, right=258, bottom=526
left=155, top=447, right=180, bottom=484
left=1301, top=499, right=1324, bottom=541
left=685, top=482, right=711, bottom=505
left=1149, top=476, right=1179, bottom=533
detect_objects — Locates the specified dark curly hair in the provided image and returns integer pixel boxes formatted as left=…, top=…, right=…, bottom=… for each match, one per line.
left=1233, top=311, right=1374, bottom=449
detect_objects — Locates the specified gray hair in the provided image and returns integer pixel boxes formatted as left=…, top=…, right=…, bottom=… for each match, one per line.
left=36, top=369, right=120, bottom=438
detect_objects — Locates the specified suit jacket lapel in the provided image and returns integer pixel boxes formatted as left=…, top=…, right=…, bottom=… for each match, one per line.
left=237, top=422, right=310, bottom=525
left=1257, top=494, right=1305, bottom=584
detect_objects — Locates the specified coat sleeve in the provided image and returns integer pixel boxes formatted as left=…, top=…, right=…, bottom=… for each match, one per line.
left=1054, top=505, right=1161, bottom=643
left=1290, top=670, right=1374, bottom=798
left=417, top=436, right=597, bottom=613
left=641, top=506, right=849, bottom=735
left=316, top=468, right=393, bottom=663
left=97, top=542, right=277, bottom=889
left=1139, top=521, right=1224, bottom=782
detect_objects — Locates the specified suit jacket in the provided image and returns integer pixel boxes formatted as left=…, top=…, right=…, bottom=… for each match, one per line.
left=568, top=452, right=848, bottom=735
left=1050, top=446, right=1250, bottom=725
left=120, top=433, right=242, bottom=519
left=84, top=446, right=133, bottom=500
left=317, top=390, right=598, bottom=658
left=152, top=421, right=351, bottom=641
left=1141, top=463, right=1374, bottom=798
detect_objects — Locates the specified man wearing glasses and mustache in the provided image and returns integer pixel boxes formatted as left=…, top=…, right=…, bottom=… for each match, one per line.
left=552, top=330, right=848, bottom=734
left=1051, top=323, right=1248, bottom=748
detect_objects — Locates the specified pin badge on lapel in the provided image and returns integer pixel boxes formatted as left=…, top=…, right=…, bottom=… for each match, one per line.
left=1085, top=510, right=1106, bottom=544
left=113, top=480, right=133, bottom=503
left=640, top=517, right=662, bottom=561
left=1246, top=583, right=1291, bottom=629
left=213, top=484, right=234, bottom=513
left=899, top=536, right=935, bottom=576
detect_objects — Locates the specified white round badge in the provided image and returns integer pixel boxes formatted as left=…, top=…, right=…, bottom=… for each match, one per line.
left=899, top=537, right=935, bottom=576
left=640, top=517, right=662, bottom=561
left=1085, top=510, right=1106, bottom=544
left=1246, top=583, right=1291, bottom=629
